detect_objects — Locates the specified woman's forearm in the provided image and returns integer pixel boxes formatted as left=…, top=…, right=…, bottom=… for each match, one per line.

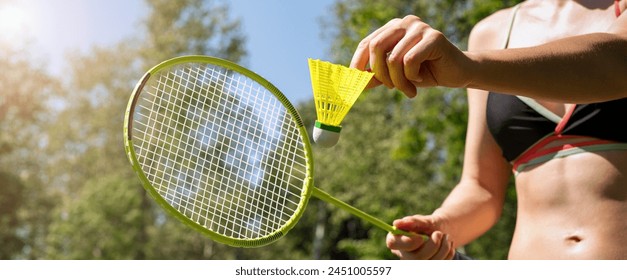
left=465, top=33, right=627, bottom=103
left=432, top=180, right=506, bottom=247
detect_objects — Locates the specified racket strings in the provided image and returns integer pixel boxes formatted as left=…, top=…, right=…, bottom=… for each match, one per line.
left=132, top=63, right=308, bottom=239
left=140, top=68, right=302, bottom=236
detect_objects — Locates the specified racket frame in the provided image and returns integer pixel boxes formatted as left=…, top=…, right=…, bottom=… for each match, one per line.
left=124, top=56, right=315, bottom=247
left=124, top=55, right=408, bottom=248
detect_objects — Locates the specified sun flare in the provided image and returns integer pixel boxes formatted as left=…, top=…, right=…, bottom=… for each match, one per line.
left=0, top=4, right=31, bottom=39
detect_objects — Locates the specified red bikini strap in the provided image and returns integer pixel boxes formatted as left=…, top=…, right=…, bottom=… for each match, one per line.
left=617, top=0, right=622, bottom=17
left=554, top=104, right=577, bottom=134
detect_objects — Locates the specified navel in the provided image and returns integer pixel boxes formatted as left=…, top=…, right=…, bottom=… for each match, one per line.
left=565, top=235, right=583, bottom=244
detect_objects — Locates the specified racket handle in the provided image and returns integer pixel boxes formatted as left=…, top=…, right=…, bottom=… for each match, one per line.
left=311, top=187, right=415, bottom=236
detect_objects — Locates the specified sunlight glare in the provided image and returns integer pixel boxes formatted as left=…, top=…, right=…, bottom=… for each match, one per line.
left=0, top=4, right=31, bottom=40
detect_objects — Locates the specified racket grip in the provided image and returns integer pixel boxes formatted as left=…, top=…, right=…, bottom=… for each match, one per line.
left=311, top=187, right=415, bottom=237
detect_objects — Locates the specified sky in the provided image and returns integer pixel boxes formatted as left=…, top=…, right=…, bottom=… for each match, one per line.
left=0, top=0, right=337, bottom=104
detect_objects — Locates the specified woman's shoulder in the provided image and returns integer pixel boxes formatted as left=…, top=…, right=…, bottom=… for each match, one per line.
left=469, top=5, right=521, bottom=51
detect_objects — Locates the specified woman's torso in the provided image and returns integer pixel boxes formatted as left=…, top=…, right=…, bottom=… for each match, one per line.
left=482, top=0, right=627, bottom=259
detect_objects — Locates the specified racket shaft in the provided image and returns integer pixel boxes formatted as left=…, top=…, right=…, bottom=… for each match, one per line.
left=311, top=187, right=411, bottom=236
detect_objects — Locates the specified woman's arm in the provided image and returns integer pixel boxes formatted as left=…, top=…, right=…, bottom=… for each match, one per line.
left=434, top=88, right=512, bottom=247
left=466, top=32, right=627, bottom=103
left=385, top=14, right=513, bottom=256
left=430, top=16, right=514, bottom=246
left=351, top=8, right=627, bottom=103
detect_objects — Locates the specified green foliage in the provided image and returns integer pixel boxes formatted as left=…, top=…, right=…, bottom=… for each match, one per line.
left=140, top=0, right=246, bottom=65
left=0, top=172, right=24, bottom=259
left=35, top=0, right=249, bottom=259
left=45, top=175, right=144, bottom=259
left=0, top=46, right=60, bottom=259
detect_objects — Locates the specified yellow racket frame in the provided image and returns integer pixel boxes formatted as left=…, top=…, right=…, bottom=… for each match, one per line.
left=124, top=55, right=408, bottom=248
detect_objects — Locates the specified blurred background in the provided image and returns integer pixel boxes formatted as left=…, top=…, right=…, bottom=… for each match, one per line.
left=0, top=0, right=521, bottom=260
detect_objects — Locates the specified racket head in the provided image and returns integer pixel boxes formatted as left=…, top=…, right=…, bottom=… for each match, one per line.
left=124, top=56, right=314, bottom=247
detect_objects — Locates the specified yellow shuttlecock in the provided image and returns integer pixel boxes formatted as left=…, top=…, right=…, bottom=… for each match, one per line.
left=308, top=58, right=374, bottom=148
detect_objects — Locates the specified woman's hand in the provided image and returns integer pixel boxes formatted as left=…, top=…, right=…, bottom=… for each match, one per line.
left=387, top=215, right=456, bottom=260
left=350, top=15, right=472, bottom=98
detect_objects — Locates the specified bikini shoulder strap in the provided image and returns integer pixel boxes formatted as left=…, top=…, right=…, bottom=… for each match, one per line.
left=503, top=4, right=522, bottom=49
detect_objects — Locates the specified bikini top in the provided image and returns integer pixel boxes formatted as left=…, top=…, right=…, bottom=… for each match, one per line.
left=486, top=2, right=627, bottom=173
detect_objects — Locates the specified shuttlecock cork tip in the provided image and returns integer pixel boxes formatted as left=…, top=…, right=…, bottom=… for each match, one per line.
left=313, top=120, right=341, bottom=148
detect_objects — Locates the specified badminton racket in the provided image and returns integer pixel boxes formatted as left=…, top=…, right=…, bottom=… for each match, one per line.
left=124, top=55, right=410, bottom=247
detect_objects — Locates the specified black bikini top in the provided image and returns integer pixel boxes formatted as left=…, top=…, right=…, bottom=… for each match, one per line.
left=487, top=94, right=627, bottom=162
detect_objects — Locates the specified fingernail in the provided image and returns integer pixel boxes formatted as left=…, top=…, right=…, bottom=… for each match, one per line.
left=434, top=232, right=443, bottom=243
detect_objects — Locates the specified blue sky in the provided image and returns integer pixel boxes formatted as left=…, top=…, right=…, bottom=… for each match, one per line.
left=229, top=0, right=336, bottom=104
left=0, top=0, right=336, bottom=104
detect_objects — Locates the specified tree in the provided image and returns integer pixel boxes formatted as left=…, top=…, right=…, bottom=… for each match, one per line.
left=140, top=0, right=246, bottom=66
left=0, top=45, right=60, bottom=259
left=0, top=172, right=24, bottom=259
left=45, top=175, right=144, bottom=259
left=43, top=0, right=248, bottom=259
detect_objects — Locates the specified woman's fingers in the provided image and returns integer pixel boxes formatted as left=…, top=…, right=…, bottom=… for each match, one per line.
left=387, top=27, right=424, bottom=97
left=350, top=15, right=467, bottom=96
left=350, top=16, right=438, bottom=97
left=350, top=18, right=402, bottom=71
left=388, top=231, right=454, bottom=260
left=386, top=232, right=428, bottom=252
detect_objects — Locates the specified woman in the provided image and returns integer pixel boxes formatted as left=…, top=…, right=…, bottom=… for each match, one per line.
left=350, top=0, right=627, bottom=259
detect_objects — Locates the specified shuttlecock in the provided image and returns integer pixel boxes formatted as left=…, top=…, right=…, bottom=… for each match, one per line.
left=308, top=59, right=374, bottom=148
